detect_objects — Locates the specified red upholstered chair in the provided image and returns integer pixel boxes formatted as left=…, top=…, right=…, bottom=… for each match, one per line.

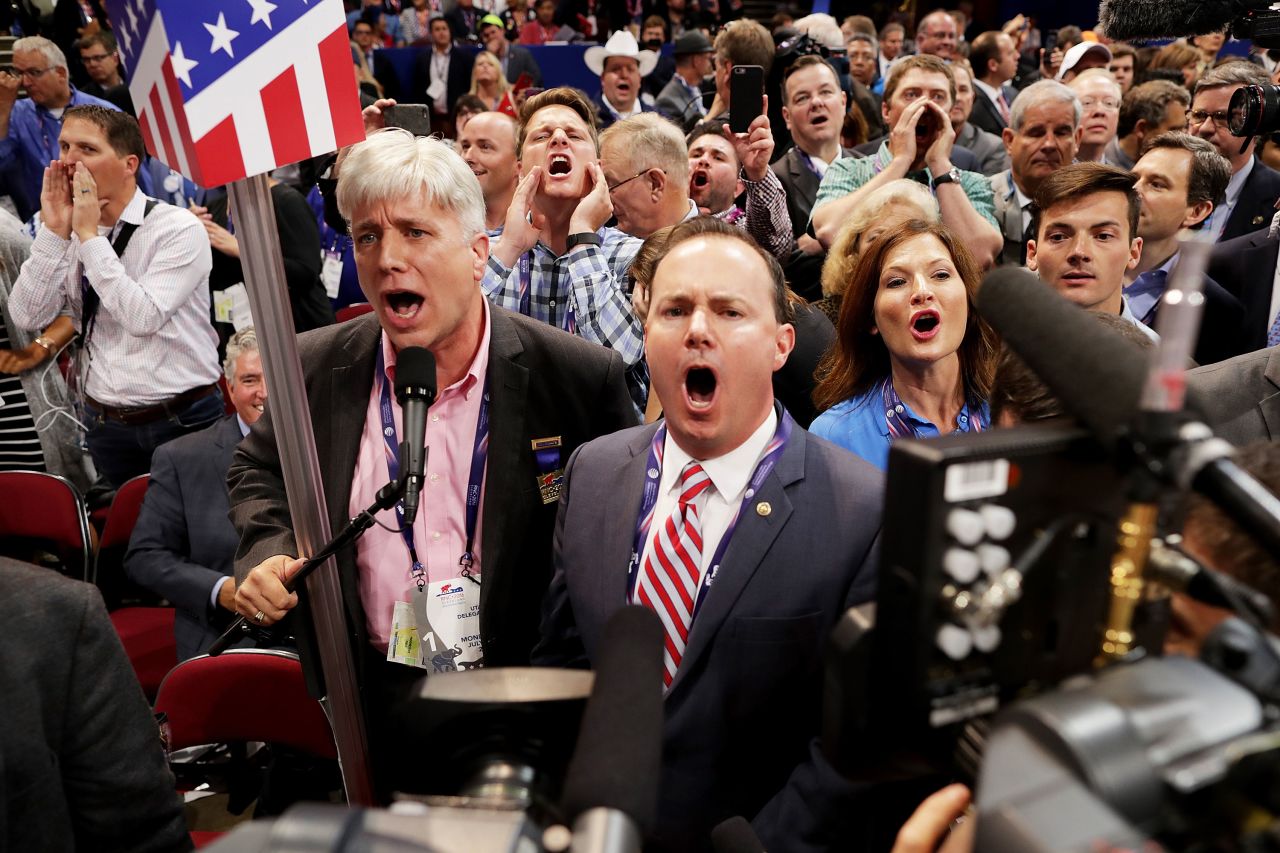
left=109, top=606, right=176, bottom=703
left=336, top=303, right=374, bottom=323
left=0, top=471, right=93, bottom=579
left=155, top=649, right=338, bottom=760
left=94, top=474, right=150, bottom=602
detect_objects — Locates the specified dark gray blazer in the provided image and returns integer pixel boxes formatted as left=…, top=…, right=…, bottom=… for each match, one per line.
left=1221, top=160, right=1280, bottom=244
left=228, top=307, right=636, bottom=672
left=502, top=43, right=543, bottom=86
left=968, top=83, right=1014, bottom=137
left=1207, top=225, right=1279, bottom=352
left=771, top=145, right=859, bottom=240
left=125, top=414, right=243, bottom=662
left=534, top=418, right=883, bottom=852
left=1188, top=346, right=1280, bottom=446
left=0, top=558, right=190, bottom=853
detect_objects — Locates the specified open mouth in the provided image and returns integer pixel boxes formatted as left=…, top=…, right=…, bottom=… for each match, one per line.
left=691, top=169, right=710, bottom=189
left=684, top=366, right=718, bottom=409
left=911, top=310, right=940, bottom=340
left=811, top=114, right=828, bottom=126
left=386, top=291, right=424, bottom=319
left=548, top=154, right=572, bottom=176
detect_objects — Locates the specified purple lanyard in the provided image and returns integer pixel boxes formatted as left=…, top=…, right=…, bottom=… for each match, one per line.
left=518, top=250, right=577, bottom=334
left=880, top=378, right=983, bottom=440
left=376, top=346, right=491, bottom=585
left=796, top=149, right=823, bottom=178
left=625, top=410, right=793, bottom=617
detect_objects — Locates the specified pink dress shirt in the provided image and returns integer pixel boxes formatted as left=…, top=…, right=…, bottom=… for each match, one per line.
left=349, top=302, right=492, bottom=651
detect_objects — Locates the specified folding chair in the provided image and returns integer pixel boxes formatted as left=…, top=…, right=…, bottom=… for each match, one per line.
left=0, top=470, right=93, bottom=579
left=109, top=606, right=176, bottom=703
left=94, top=473, right=150, bottom=604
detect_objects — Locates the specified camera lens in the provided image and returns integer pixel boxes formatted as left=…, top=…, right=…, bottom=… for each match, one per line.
left=1228, top=83, right=1280, bottom=137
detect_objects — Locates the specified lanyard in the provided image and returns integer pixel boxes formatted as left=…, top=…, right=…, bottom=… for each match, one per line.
left=625, top=410, right=793, bottom=617
left=796, top=149, right=829, bottom=179
left=376, top=346, right=491, bottom=587
left=880, top=378, right=983, bottom=439
left=518, top=250, right=576, bottom=334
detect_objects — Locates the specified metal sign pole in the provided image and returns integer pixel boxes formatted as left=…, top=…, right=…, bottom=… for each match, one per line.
left=228, top=173, right=376, bottom=806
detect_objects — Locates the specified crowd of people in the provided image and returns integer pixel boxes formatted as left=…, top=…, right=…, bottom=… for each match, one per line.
left=2, top=1, right=1280, bottom=851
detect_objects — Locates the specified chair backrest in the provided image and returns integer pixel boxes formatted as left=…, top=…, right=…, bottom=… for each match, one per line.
left=154, top=649, right=338, bottom=760
left=97, top=473, right=150, bottom=553
left=0, top=470, right=93, bottom=579
left=335, top=303, right=373, bottom=323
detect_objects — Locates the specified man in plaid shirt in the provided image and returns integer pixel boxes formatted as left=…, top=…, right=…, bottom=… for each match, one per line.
left=484, top=87, right=647, bottom=409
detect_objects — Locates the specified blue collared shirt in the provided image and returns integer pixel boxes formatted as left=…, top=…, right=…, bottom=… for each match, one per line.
left=0, top=87, right=119, bottom=211
left=810, top=382, right=989, bottom=471
left=1124, top=253, right=1176, bottom=327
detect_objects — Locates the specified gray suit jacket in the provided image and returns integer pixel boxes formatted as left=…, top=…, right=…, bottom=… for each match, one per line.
left=989, top=169, right=1028, bottom=266
left=0, top=558, right=190, bottom=852
left=126, top=414, right=243, bottom=661
left=956, top=120, right=1010, bottom=177
left=229, top=307, right=636, bottom=672
left=655, top=74, right=705, bottom=130
left=535, top=416, right=883, bottom=851
left=502, top=44, right=542, bottom=86
left=1188, top=346, right=1280, bottom=446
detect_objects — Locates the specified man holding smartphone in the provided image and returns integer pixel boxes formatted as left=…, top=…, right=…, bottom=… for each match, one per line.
left=810, top=55, right=1002, bottom=267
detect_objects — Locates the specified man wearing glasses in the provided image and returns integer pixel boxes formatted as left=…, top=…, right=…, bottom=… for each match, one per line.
left=0, top=36, right=117, bottom=220
left=1187, top=62, right=1280, bottom=243
left=1067, top=69, right=1122, bottom=164
left=76, top=32, right=126, bottom=103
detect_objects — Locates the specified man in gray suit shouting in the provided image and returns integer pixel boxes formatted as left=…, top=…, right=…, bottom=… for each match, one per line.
left=535, top=216, right=884, bottom=851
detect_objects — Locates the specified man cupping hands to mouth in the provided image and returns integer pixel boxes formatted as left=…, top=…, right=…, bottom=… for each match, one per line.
left=484, top=87, right=648, bottom=411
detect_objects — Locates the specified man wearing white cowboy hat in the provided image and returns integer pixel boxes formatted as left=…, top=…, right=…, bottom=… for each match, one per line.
left=585, top=31, right=658, bottom=129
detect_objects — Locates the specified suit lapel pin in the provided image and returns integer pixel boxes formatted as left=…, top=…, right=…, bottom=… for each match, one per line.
left=755, top=501, right=771, bottom=517
left=1254, top=216, right=1266, bottom=226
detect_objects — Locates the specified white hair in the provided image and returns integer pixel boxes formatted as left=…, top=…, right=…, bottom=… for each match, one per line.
left=336, top=128, right=486, bottom=240
left=1069, top=67, right=1122, bottom=99
left=1010, top=79, right=1083, bottom=133
left=792, top=14, right=845, bottom=52
left=223, top=327, right=258, bottom=384
left=13, top=36, right=67, bottom=71
left=600, top=113, right=690, bottom=184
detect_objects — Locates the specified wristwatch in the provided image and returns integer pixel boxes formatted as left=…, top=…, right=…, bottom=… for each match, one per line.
left=565, top=232, right=602, bottom=250
left=32, top=334, right=57, bottom=356
left=931, top=167, right=961, bottom=189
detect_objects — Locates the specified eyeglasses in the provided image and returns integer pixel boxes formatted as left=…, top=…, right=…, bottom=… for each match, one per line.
left=1187, top=108, right=1231, bottom=128
left=1079, top=96, right=1120, bottom=111
left=607, top=167, right=662, bottom=192
left=4, top=65, right=53, bottom=80
left=80, top=53, right=113, bottom=64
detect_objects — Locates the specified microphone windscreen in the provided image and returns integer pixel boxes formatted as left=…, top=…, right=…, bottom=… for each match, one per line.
left=1097, top=0, right=1238, bottom=42
left=560, top=605, right=665, bottom=832
left=394, top=346, right=437, bottom=405
left=976, top=267, right=1147, bottom=449
left=711, top=816, right=767, bottom=853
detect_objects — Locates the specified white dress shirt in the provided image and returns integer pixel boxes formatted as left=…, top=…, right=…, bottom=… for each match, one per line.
left=637, top=409, right=777, bottom=597
left=8, top=187, right=220, bottom=407
left=973, top=77, right=1008, bottom=121
left=1206, top=157, right=1254, bottom=242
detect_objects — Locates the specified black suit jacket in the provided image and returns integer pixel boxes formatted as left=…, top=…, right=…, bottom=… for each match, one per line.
left=0, top=558, right=190, bottom=853
left=411, top=47, right=475, bottom=115
left=1188, top=345, right=1280, bottom=446
left=535, top=420, right=883, bottom=851
left=1222, top=160, right=1280, bottom=244
left=502, top=44, right=543, bottom=87
left=126, top=415, right=243, bottom=662
left=228, top=307, right=636, bottom=673
left=771, top=145, right=859, bottom=240
left=1208, top=225, right=1279, bottom=352
left=968, top=86, right=1008, bottom=137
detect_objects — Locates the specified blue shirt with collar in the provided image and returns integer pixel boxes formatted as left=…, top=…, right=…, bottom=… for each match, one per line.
left=0, top=87, right=119, bottom=214
left=809, top=380, right=989, bottom=471
left=1124, top=253, right=1176, bottom=327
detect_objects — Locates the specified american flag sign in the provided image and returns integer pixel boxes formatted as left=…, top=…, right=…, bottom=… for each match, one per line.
left=103, top=0, right=365, bottom=187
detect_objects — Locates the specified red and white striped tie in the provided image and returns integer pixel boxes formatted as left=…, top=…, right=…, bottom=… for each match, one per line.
left=636, top=462, right=713, bottom=687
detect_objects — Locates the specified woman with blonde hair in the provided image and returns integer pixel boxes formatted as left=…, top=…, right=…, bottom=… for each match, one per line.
left=815, top=179, right=939, bottom=325
left=1148, top=42, right=1201, bottom=88
left=469, top=50, right=511, bottom=110
left=811, top=219, right=997, bottom=470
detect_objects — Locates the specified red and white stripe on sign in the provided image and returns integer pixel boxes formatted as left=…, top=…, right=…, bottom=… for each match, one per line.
left=635, top=463, right=713, bottom=687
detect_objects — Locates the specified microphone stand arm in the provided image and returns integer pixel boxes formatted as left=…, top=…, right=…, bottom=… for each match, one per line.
left=208, top=471, right=410, bottom=656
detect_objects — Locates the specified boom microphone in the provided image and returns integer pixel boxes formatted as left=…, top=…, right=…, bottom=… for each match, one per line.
left=560, top=605, right=664, bottom=852
left=711, top=816, right=767, bottom=853
left=393, top=347, right=437, bottom=527
left=1097, top=0, right=1242, bottom=42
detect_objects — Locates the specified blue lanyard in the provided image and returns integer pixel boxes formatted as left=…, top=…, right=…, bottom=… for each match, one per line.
left=625, top=410, right=793, bottom=617
left=796, top=149, right=823, bottom=178
left=376, top=345, right=491, bottom=585
left=880, top=378, right=983, bottom=440
left=518, top=250, right=576, bottom=334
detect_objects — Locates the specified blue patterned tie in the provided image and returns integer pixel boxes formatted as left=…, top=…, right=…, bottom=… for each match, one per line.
left=1268, top=310, right=1280, bottom=348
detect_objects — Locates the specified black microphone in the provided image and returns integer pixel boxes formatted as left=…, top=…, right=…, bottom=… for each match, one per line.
left=394, top=347, right=437, bottom=527
left=711, top=816, right=767, bottom=853
left=976, top=266, right=1280, bottom=557
left=561, top=605, right=665, bottom=852
left=1097, top=0, right=1241, bottom=42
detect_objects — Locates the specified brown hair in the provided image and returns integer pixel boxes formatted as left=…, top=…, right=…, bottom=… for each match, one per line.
left=782, top=55, right=841, bottom=104
left=516, top=86, right=599, bottom=155
left=63, top=104, right=146, bottom=161
left=648, top=216, right=793, bottom=324
left=813, top=220, right=997, bottom=412
left=1140, top=130, right=1230, bottom=210
left=968, top=31, right=1005, bottom=79
left=1148, top=42, right=1200, bottom=75
left=1109, top=42, right=1136, bottom=60
left=882, top=54, right=956, bottom=106
left=1118, top=79, right=1189, bottom=137
left=713, top=18, right=774, bottom=73
left=1031, top=162, right=1140, bottom=242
